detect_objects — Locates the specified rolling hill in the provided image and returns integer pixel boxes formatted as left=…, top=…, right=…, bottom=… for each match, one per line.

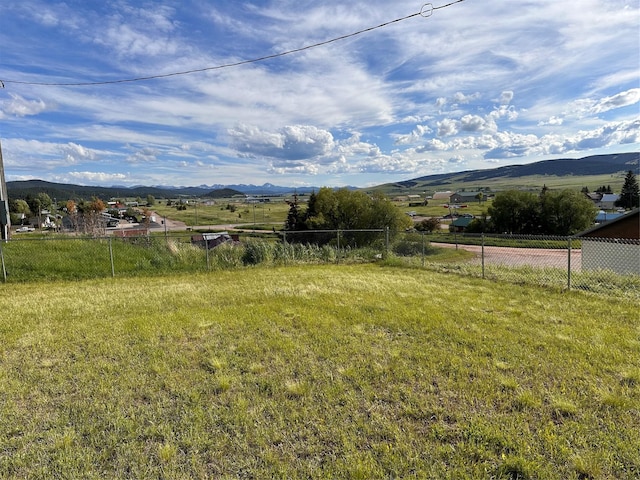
left=5, top=180, right=244, bottom=202
left=373, top=152, right=638, bottom=194
left=5, top=152, right=638, bottom=201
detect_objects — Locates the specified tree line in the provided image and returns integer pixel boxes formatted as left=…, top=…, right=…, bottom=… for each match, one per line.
left=468, top=170, right=638, bottom=235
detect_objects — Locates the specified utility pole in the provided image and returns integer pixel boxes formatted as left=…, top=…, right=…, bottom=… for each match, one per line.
left=0, top=139, right=10, bottom=241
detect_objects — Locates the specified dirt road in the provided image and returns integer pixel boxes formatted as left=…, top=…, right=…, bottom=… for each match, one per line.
left=432, top=242, right=582, bottom=271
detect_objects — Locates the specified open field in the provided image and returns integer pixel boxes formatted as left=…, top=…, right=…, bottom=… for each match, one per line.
left=151, top=200, right=291, bottom=227
left=1, top=265, right=638, bottom=479
left=372, top=172, right=629, bottom=198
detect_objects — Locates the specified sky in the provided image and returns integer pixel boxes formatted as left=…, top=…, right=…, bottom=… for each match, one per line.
left=0, top=0, right=639, bottom=189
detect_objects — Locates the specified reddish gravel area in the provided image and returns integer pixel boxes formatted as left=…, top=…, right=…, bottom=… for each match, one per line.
left=431, top=243, right=582, bottom=271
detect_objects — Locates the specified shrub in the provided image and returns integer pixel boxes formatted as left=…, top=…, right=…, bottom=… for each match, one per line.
left=392, top=233, right=427, bottom=256
left=242, top=241, right=273, bottom=265
left=209, top=243, right=244, bottom=269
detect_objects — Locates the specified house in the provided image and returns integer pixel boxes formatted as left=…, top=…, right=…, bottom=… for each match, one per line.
left=585, top=192, right=603, bottom=203
left=575, top=209, right=640, bottom=275
left=449, top=216, right=474, bottom=233
left=597, top=193, right=620, bottom=210
left=449, top=191, right=482, bottom=204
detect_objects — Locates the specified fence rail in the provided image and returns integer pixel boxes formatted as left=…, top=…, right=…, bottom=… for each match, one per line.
left=1, top=230, right=638, bottom=298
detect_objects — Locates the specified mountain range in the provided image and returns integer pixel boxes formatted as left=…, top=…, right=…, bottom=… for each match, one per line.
left=6, top=152, right=638, bottom=201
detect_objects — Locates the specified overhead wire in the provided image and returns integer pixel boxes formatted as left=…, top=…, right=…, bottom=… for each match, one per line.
left=1, top=1, right=466, bottom=88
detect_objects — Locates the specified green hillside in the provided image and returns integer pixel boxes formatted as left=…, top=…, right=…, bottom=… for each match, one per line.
left=370, top=152, right=638, bottom=196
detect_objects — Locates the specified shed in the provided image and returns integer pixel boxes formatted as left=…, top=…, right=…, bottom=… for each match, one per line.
left=191, top=232, right=239, bottom=249
left=575, top=209, right=640, bottom=275
left=432, top=191, right=453, bottom=200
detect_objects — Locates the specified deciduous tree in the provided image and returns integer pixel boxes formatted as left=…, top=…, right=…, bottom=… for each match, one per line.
left=539, top=189, right=597, bottom=235
left=285, top=188, right=411, bottom=246
left=487, top=190, right=540, bottom=234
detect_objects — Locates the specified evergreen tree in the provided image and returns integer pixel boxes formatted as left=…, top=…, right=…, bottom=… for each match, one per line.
left=615, top=170, right=640, bottom=209
left=284, top=194, right=303, bottom=231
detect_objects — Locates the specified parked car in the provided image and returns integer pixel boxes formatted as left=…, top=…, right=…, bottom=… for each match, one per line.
left=15, top=226, right=35, bottom=232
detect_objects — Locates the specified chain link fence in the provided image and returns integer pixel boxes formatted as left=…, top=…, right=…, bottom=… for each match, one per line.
left=1, top=230, right=638, bottom=298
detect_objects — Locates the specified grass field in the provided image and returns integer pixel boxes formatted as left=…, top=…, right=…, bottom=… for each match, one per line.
left=373, top=172, right=628, bottom=198
left=151, top=201, right=290, bottom=227
left=1, top=264, right=638, bottom=479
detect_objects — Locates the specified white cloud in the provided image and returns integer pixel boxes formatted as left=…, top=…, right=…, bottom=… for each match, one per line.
left=127, top=148, right=159, bottom=164
left=1, top=94, right=46, bottom=117
left=590, top=88, right=640, bottom=114
left=1, top=0, right=638, bottom=187
left=393, top=124, right=432, bottom=145
left=228, top=124, right=334, bottom=161
left=64, top=172, right=129, bottom=184
left=498, top=91, right=514, bottom=105
left=437, top=118, right=459, bottom=137
left=453, top=92, right=481, bottom=104
left=2, top=139, right=103, bottom=174
left=460, top=115, right=487, bottom=133
left=60, top=143, right=98, bottom=163
left=538, top=116, right=564, bottom=127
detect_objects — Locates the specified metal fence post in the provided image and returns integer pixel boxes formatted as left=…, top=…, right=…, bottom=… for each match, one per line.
left=282, top=231, right=287, bottom=266
left=386, top=226, right=390, bottom=253
left=109, top=237, right=115, bottom=277
left=421, top=231, right=425, bottom=268
left=481, top=233, right=485, bottom=279
left=336, top=229, right=341, bottom=264
left=0, top=240, right=6, bottom=282
left=205, top=237, right=210, bottom=271
left=567, top=236, right=572, bottom=291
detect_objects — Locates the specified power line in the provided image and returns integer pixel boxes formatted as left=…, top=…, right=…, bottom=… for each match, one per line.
left=1, top=1, right=466, bottom=87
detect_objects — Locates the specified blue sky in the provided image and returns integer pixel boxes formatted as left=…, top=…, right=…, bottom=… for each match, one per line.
left=1, top=0, right=638, bottom=188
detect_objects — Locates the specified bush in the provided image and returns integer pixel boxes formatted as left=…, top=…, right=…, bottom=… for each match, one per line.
left=209, top=244, right=244, bottom=269
left=242, top=241, right=273, bottom=265
left=415, top=217, right=441, bottom=232
left=393, top=233, right=427, bottom=257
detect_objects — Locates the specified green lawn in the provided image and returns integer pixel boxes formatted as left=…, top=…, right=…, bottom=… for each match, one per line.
left=1, top=265, right=638, bottom=479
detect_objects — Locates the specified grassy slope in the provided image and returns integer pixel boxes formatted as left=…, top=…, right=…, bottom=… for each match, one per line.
left=372, top=171, right=630, bottom=197
left=1, top=265, right=638, bottom=479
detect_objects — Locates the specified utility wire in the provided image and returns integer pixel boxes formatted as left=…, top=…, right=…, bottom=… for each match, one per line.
left=1, top=1, right=466, bottom=87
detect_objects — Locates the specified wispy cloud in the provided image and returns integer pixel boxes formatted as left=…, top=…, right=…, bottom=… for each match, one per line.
left=0, top=0, right=638, bottom=187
